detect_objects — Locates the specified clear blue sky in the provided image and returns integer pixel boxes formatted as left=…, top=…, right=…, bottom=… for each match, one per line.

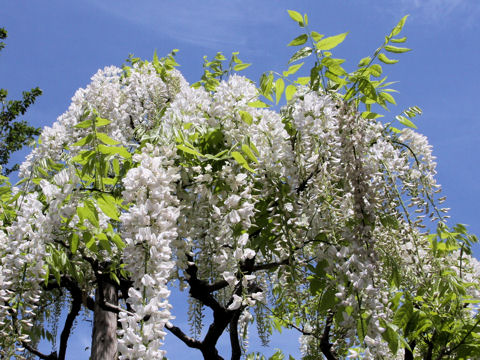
left=2, top=1, right=480, bottom=359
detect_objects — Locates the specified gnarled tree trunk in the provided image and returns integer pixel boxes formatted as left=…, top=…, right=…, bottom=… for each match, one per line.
left=91, top=281, right=118, bottom=360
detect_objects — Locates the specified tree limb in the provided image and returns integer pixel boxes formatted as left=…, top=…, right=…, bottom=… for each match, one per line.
left=22, top=341, right=57, bottom=360
left=320, top=313, right=337, bottom=360
left=166, top=323, right=203, bottom=349
left=58, top=287, right=82, bottom=360
left=229, top=309, right=242, bottom=360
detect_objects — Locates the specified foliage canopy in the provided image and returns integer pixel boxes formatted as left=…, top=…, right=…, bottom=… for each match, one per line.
left=0, top=27, right=42, bottom=175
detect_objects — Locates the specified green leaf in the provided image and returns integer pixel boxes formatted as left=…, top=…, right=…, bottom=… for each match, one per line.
left=110, top=233, right=125, bottom=250
left=96, top=132, right=120, bottom=145
left=177, top=144, right=203, bottom=157
left=391, top=15, right=409, bottom=37
left=361, top=111, right=383, bottom=119
left=285, top=84, right=297, bottom=102
left=391, top=36, right=407, bottom=43
left=97, top=193, right=119, bottom=221
left=287, top=10, right=304, bottom=25
left=380, top=92, right=396, bottom=105
left=241, top=144, right=258, bottom=163
left=95, top=117, right=111, bottom=127
left=233, top=63, right=251, bottom=71
left=394, top=301, right=413, bottom=329
left=319, top=287, right=337, bottom=312
left=380, top=320, right=400, bottom=355
left=72, top=134, right=94, bottom=147
left=231, top=151, right=255, bottom=173
left=239, top=110, right=253, bottom=125
left=98, top=233, right=113, bottom=253
left=77, top=203, right=99, bottom=228
left=310, top=31, right=323, bottom=42
left=153, top=49, right=160, bottom=68
left=283, top=62, right=304, bottom=77
left=97, top=144, right=131, bottom=158
left=358, top=56, right=371, bottom=67
left=358, top=79, right=377, bottom=100
left=378, top=53, right=399, bottom=64
left=72, top=150, right=95, bottom=165
left=248, top=100, right=269, bottom=108
left=288, top=34, right=308, bottom=46
left=288, top=46, right=312, bottom=64
left=325, top=71, right=347, bottom=86
left=74, top=118, right=93, bottom=129
left=316, top=32, right=348, bottom=51
left=275, top=78, right=285, bottom=105
left=384, top=45, right=411, bottom=53
left=369, top=64, right=383, bottom=77
left=295, top=76, right=310, bottom=85
left=70, top=233, right=79, bottom=254
left=396, top=115, right=417, bottom=129
left=321, top=57, right=347, bottom=76
left=112, top=158, right=120, bottom=175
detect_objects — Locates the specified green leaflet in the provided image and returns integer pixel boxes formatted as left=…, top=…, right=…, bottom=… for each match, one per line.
left=241, top=144, right=258, bottom=163
left=275, top=78, right=285, bottom=105
left=316, top=32, right=348, bottom=51
left=283, top=62, right=304, bottom=77
left=72, top=134, right=94, bottom=147
left=285, top=84, right=297, bottom=102
left=384, top=45, right=411, bottom=53
left=396, top=115, right=417, bottom=129
left=391, top=15, right=409, bottom=37
left=295, top=76, right=310, bottom=85
left=74, top=118, right=93, bottom=129
left=96, top=132, right=120, bottom=145
left=231, top=151, right=255, bottom=173
left=97, top=144, right=131, bottom=158
left=288, top=46, right=312, bottom=65
left=369, top=64, right=383, bottom=77
left=233, top=63, right=251, bottom=71
left=288, top=34, right=308, bottom=47
left=72, top=150, right=96, bottom=165
left=95, top=116, right=111, bottom=127
left=390, top=36, right=407, bottom=43
left=239, top=110, right=253, bottom=125
left=358, top=56, right=371, bottom=67
left=380, top=92, right=396, bottom=105
left=177, top=144, right=203, bottom=157
left=77, top=201, right=99, bottom=228
left=358, top=79, right=377, bottom=100
left=248, top=100, right=269, bottom=108
left=110, top=233, right=125, bottom=250
left=287, top=10, right=303, bottom=25
left=310, top=31, right=323, bottom=42
left=378, top=53, right=399, bottom=64
left=70, top=233, right=79, bottom=254
left=97, top=193, right=119, bottom=221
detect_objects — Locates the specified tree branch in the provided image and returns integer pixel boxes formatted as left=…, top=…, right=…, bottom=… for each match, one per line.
left=404, top=340, right=416, bottom=360
left=320, top=313, right=337, bottom=360
left=58, top=287, right=82, bottom=360
left=22, top=341, right=57, bottom=360
left=229, top=309, right=242, bottom=360
left=166, top=323, right=203, bottom=349
left=185, top=254, right=225, bottom=313
left=206, top=257, right=290, bottom=293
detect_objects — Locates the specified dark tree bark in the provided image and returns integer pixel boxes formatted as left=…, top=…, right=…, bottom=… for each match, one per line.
left=91, top=281, right=118, bottom=360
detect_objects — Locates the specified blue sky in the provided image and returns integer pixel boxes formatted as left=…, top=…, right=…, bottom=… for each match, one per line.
left=2, top=1, right=480, bottom=358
